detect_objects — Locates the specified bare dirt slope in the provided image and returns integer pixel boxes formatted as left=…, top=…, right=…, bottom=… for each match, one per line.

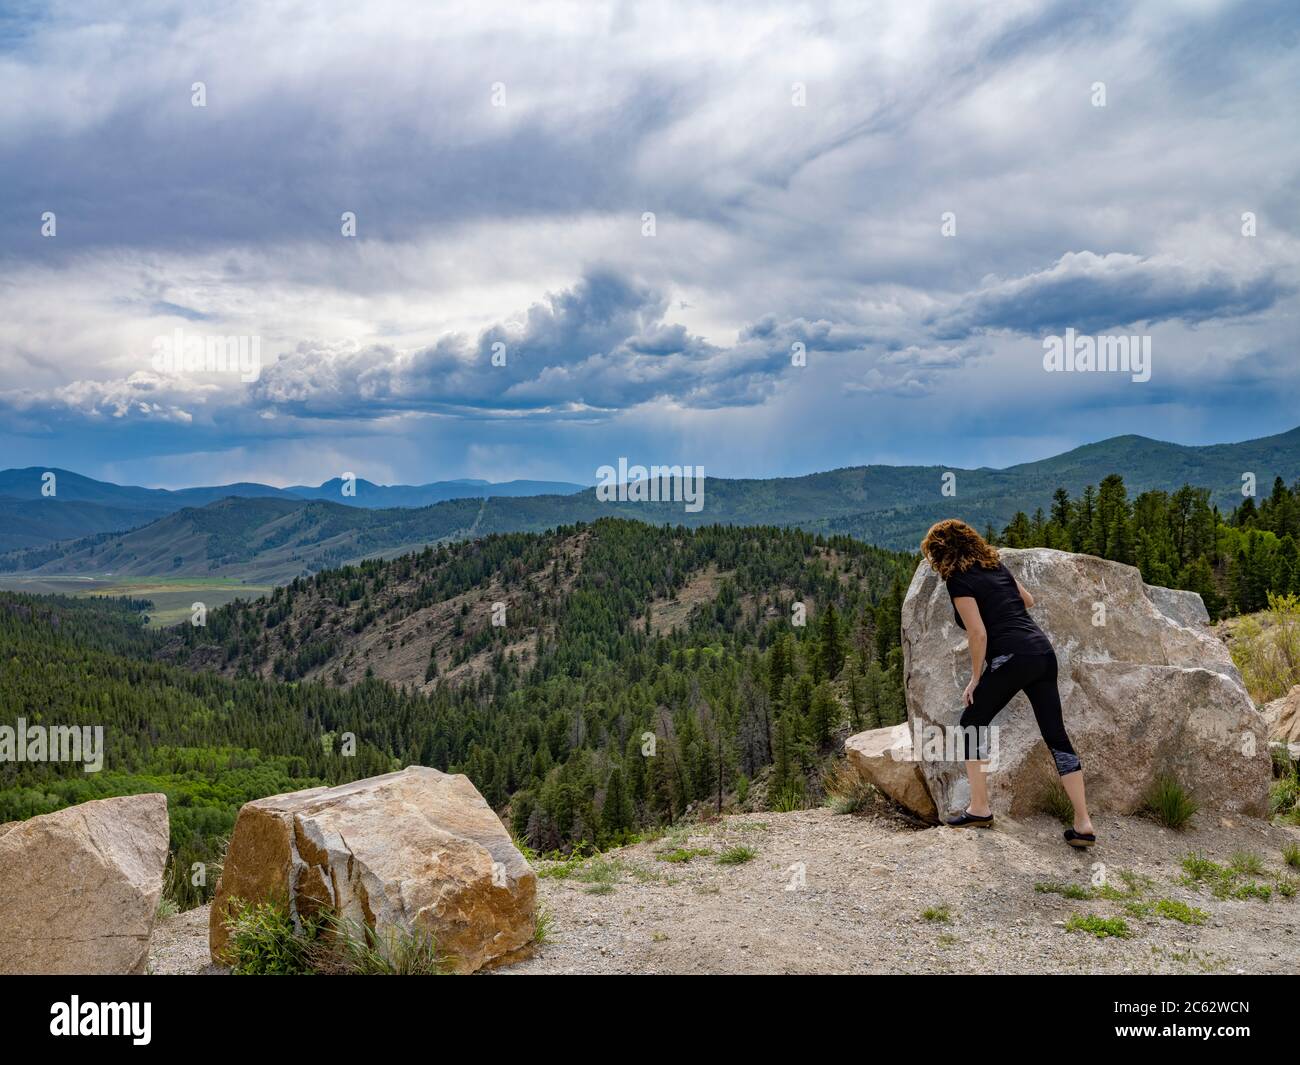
left=152, top=806, right=1300, bottom=975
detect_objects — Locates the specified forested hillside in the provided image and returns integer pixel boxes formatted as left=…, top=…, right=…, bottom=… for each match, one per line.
left=1, top=521, right=915, bottom=907
left=989, top=474, right=1300, bottom=619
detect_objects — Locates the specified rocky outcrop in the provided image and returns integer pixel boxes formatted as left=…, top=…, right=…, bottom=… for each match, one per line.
left=209, top=766, right=535, bottom=974
left=0, top=794, right=169, bottom=974
left=898, top=548, right=1271, bottom=820
left=844, top=723, right=938, bottom=822
left=1261, top=684, right=1300, bottom=747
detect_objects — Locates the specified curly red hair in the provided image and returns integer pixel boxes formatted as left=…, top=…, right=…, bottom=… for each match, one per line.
left=920, top=519, right=999, bottom=580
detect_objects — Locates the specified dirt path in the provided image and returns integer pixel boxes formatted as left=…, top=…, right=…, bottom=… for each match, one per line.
left=152, top=808, right=1300, bottom=975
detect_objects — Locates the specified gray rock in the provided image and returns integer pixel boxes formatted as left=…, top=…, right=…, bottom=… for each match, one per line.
left=1143, top=582, right=1210, bottom=628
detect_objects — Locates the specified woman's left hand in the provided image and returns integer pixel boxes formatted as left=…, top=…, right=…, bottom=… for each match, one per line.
left=962, top=676, right=979, bottom=707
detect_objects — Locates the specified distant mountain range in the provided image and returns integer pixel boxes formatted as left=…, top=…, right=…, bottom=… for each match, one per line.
left=0, top=469, right=586, bottom=552
left=2, top=425, right=1296, bottom=583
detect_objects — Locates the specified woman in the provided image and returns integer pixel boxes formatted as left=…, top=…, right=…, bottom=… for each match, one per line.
left=919, top=519, right=1096, bottom=848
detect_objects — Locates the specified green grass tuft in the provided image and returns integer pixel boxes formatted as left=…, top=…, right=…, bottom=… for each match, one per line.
left=1141, top=773, right=1199, bottom=830
left=716, top=844, right=757, bottom=865
left=656, top=846, right=714, bottom=864
left=1153, top=898, right=1209, bottom=925
left=1039, top=778, right=1075, bottom=825
left=1065, top=914, right=1132, bottom=939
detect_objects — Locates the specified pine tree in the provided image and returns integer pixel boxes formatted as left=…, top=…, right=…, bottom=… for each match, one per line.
left=816, top=600, right=846, bottom=680
left=601, top=766, right=634, bottom=839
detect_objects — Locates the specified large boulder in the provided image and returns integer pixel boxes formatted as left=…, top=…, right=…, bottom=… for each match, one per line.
left=844, top=723, right=938, bottom=822
left=902, top=548, right=1271, bottom=820
left=0, top=794, right=169, bottom=974
left=210, top=766, right=535, bottom=974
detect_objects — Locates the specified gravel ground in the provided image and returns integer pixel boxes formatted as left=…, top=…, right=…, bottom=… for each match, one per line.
left=151, top=807, right=1300, bottom=975
left=148, top=905, right=227, bottom=975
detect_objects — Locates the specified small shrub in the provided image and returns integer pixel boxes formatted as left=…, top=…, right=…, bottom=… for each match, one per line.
left=223, top=899, right=448, bottom=976
left=224, top=899, right=316, bottom=976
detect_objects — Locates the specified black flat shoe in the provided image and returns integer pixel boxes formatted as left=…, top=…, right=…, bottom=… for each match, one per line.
left=945, top=810, right=993, bottom=828
left=1064, top=828, right=1096, bottom=848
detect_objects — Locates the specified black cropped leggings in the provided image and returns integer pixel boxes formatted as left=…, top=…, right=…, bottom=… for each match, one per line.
left=958, top=651, right=1081, bottom=775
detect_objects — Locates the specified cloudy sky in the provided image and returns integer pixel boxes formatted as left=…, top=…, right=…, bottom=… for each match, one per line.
left=1, top=0, right=1297, bottom=489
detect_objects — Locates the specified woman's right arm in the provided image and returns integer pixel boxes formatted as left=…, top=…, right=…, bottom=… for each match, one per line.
left=952, top=596, right=986, bottom=705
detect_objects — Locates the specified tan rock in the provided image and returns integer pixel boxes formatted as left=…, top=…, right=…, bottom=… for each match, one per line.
left=1260, top=684, right=1300, bottom=746
left=210, top=766, right=535, bottom=973
left=844, top=723, right=938, bottom=822
left=902, top=548, right=1271, bottom=820
left=0, top=794, right=169, bottom=974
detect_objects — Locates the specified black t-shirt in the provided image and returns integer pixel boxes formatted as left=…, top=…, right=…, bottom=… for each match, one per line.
left=945, top=562, right=1052, bottom=661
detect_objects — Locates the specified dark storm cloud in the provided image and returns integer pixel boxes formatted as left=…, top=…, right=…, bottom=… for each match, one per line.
left=933, top=252, right=1289, bottom=338
left=0, top=0, right=1298, bottom=485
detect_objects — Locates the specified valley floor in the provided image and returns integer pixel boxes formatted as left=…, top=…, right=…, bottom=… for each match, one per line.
left=152, top=807, right=1300, bottom=976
